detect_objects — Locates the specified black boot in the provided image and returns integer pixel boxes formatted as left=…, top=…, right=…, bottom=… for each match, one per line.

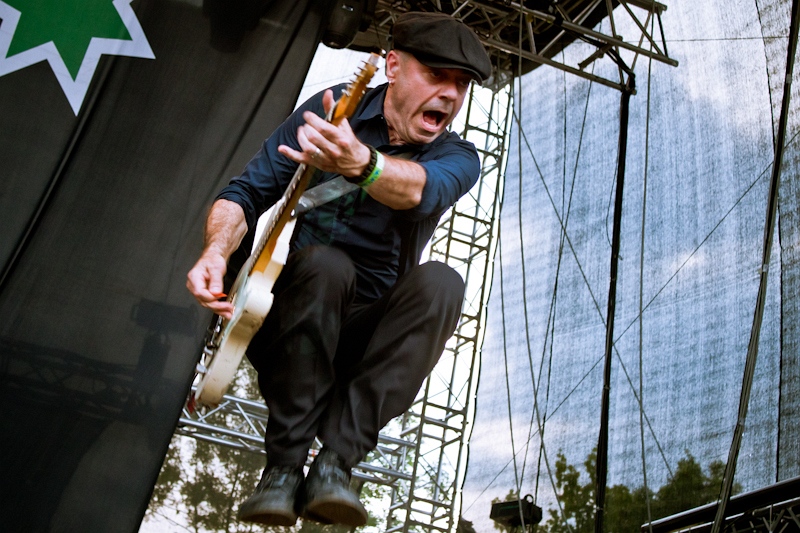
left=300, top=447, right=367, bottom=526
left=238, top=465, right=304, bottom=526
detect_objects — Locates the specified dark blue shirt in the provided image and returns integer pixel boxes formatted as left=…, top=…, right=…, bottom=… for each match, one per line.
left=217, top=83, right=480, bottom=301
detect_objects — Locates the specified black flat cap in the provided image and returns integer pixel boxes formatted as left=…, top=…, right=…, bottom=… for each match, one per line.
left=391, top=12, right=492, bottom=83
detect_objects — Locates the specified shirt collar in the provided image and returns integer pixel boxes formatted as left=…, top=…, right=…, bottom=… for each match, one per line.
left=354, top=83, right=388, bottom=124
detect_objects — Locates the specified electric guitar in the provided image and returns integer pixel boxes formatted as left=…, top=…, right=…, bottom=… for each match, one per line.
left=191, top=53, right=380, bottom=408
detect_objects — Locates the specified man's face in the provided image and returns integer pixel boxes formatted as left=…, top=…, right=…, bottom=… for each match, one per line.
left=383, top=50, right=473, bottom=145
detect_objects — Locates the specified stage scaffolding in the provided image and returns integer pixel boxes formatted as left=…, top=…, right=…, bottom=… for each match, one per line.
left=176, top=2, right=676, bottom=532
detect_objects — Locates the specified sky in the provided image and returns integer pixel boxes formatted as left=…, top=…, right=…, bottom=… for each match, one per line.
left=295, top=45, right=388, bottom=110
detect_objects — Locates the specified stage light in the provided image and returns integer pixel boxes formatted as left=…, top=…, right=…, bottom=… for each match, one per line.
left=490, top=495, right=542, bottom=529
left=322, top=0, right=375, bottom=49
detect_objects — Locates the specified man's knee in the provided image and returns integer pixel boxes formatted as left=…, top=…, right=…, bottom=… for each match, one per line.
left=406, top=262, right=465, bottom=308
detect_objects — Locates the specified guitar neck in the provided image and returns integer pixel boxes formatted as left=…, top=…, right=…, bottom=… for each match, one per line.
left=248, top=109, right=353, bottom=275
left=245, top=53, right=379, bottom=276
left=250, top=162, right=315, bottom=274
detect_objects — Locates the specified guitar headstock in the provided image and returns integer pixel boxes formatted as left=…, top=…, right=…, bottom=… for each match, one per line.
left=331, top=53, right=381, bottom=124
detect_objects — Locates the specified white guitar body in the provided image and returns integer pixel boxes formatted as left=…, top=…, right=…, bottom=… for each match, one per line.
left=193, top=210, right=296, bottom=407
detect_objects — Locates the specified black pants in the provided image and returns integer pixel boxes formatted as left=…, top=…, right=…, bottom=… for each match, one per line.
left=246, top=245, right=464, bottom=468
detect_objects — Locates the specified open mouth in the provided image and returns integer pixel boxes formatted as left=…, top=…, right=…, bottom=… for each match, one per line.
left=422, top=110, right=447, bottom=130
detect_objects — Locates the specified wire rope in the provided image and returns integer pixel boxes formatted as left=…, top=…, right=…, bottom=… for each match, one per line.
left=711, top=0, right=800, bottom=529
left=501, top=90, right=524, bottom=511
left=612, top=148, right=791, bottom=345
left=514, top=7, right=538, bottom=508
left=639, top=16, right=655, bottom=532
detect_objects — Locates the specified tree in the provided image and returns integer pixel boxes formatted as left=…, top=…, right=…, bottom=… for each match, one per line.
left=144, top=363, right=393, bottom=532
left=604, top=484, right=651, bottom=533
left=540, top=450, right=596, bottom=533
left=494, top=449, right=740, bottom=533
left=651, top=454, right=739, bottom=521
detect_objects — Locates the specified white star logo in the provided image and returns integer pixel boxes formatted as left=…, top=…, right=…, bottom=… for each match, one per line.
left=0, top=0, right=154, bottom=114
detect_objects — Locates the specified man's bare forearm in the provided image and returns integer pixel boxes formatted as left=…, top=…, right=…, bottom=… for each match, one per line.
left=186, top=199, right=247, bottom=317
left=203, top=199, right=248, bottom=260
left=362, top=155, right=425, bottom=209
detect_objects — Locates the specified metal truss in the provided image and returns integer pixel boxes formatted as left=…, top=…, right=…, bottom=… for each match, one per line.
left=645, top=500, right=800, bottom=533
left=642, top=477, right=800, bottom=533
left=382, top=75, right=512, bottom=533
left=176, top=390, right=415, bottom=486
left=349, top=0, right=677, bottom=92
left=719, top=499, right=800, bottom=533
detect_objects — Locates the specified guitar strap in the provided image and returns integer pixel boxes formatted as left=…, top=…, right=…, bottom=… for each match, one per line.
left=295, top=175, right=358, bottom=215
left=295, top=150, right=416, bottom=215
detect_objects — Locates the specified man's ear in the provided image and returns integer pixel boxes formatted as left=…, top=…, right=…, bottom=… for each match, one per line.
left=384, top=49, right=400, bottom=83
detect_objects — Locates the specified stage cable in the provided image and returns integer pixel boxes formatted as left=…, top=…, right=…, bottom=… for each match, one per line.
left=498, top=212, right=523, bottom=518
left=534, top=52, right=595, bottom=506
left=503, top=8, right=531, bottom=511
left=506, top=87, right=596, bottom=532
left=510, top=8, right=568, bottom=530
left=514, top=7, right=537, bottom=512
left=502, top=72, right=574, bottom=533
left=533, top=51, right=567, bottom=506
left=638, top=15, right=656, bottom=533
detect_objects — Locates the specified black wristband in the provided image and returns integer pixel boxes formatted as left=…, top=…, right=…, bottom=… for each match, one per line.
left=346, top=145, right=377, bottom=184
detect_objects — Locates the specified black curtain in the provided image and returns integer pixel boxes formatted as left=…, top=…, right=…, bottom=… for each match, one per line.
left=0, top=0, right=333, bottom=530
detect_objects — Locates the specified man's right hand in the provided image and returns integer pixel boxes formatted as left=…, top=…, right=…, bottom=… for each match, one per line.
left=187, top=251, right=235, bottom=319
left=187, top=199, right=248, bottom=320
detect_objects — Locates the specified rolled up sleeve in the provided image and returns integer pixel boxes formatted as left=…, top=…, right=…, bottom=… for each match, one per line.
left=399, top=134, right=481, bottom=221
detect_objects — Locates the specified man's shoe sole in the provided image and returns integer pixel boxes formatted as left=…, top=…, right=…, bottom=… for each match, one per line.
left=304, top=496, right=367, bottom=527
left=238, top=499, right=298, bottom=526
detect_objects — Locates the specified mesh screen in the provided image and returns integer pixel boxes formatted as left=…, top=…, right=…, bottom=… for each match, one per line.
left=462, top=0, right=800, bottom=530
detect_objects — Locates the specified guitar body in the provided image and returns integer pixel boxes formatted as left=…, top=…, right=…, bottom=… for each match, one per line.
left=190, top=53, right=379, bottom=409
left=193, top=216, right=296, bottom=407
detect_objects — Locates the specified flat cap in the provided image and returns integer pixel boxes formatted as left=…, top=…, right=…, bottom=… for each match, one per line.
left=391, top=12, right=492, bottom=83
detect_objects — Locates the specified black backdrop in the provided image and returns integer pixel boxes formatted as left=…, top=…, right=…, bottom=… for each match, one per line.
left=0, top=0, right=333, bottom=530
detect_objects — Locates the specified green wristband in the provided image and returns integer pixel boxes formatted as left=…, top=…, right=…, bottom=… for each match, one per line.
left=358, top=149, right=384, bottom=188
